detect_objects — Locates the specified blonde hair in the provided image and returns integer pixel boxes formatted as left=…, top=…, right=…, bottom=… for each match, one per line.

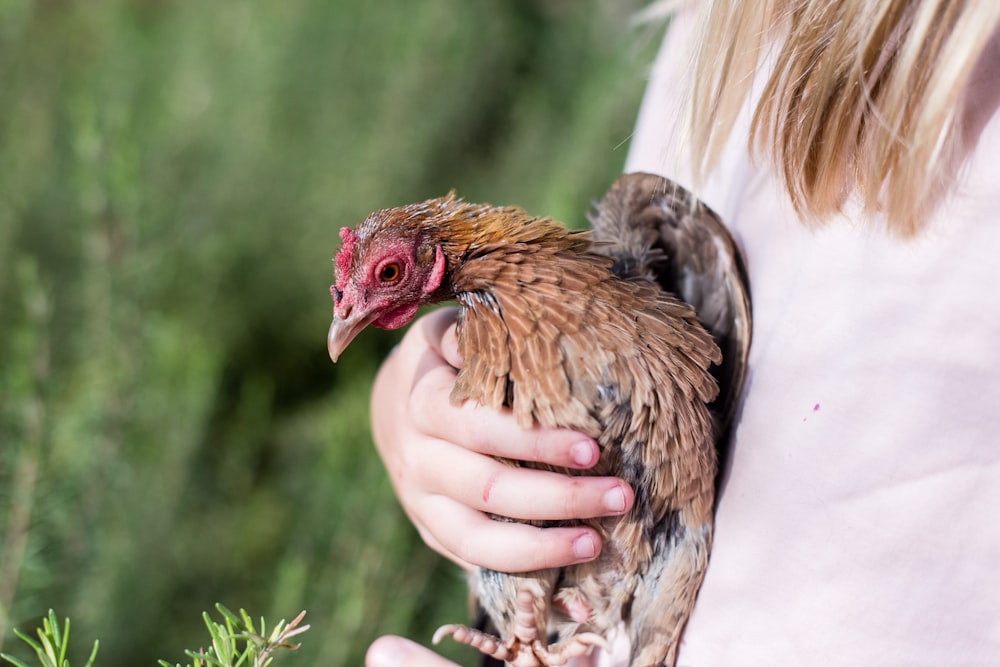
left=683, top=0, right=1000, bottom=236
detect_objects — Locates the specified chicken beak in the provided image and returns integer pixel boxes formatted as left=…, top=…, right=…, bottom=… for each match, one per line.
left=327, top=308, right=377, bottom=363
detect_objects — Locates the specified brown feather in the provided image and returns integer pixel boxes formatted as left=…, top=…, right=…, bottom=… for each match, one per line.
left=424, top=186, right=725, bottom=666
left=338, top=174, right=751, bottom=667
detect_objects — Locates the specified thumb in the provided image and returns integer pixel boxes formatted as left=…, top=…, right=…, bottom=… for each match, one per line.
left=419, top=307, right=462, bottom=367
left=366, top=635, right=461, bottom=667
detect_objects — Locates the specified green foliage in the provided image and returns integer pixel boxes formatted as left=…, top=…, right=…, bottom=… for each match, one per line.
left=0, top=1, right=663, bottom=664
left=1, top=610, right=98, bottom=667
left=0, top=607, right=307, bottom=667
left=158, top=605, right=309, bottom=667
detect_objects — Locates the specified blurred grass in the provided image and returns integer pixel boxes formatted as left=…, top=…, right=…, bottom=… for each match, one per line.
left=0, top=1, right=663, bottom=664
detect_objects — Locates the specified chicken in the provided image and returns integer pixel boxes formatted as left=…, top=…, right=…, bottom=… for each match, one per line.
left=328, top=173, right=751, bottom=666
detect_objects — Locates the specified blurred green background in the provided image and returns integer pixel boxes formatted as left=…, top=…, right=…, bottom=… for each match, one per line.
left=0, top=1, right=663, bottom=664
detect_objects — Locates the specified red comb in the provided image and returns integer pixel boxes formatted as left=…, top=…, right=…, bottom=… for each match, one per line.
left=333, top=227, right=357, bottom=294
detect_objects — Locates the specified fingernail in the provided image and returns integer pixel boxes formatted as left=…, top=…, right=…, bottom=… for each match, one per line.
left=570, top=440, right=596, bottom=467
left=603, top=485, right=627, bottom=513
left=572, top=533, right=598, bottom=560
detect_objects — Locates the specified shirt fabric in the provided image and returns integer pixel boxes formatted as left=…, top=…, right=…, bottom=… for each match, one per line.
left=623, top=11, right=1000, bottom=667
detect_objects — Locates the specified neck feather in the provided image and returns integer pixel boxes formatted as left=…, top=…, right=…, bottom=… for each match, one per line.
left=422, top=194, right=593, bottom=265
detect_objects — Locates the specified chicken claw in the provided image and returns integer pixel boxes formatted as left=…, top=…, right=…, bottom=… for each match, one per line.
left=433, top=586, right=608, bottom=666
left=433, top=623, right=607, bottom=667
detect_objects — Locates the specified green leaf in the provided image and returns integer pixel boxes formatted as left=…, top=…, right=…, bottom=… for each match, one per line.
left=0, top=653, right=33, bottom=667
left=82, top=640, right=99, bottom=667
left=10, top=629, right=41, bottom=655
left=54, top=614, right=69, bottom=667
left=213, top=605, right=240, bottom=628
left=44, top=612, right=60, bottom=650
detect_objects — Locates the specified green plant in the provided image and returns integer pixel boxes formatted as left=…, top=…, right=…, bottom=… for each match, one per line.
left=0, top=610, right=98, bottom=667
left=158, top=605, right=309, bottom=667
left=1, top=606, right=308, bottom=667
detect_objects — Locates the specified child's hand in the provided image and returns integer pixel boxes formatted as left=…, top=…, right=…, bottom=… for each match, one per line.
left=369, top=307, right=634, bottom=573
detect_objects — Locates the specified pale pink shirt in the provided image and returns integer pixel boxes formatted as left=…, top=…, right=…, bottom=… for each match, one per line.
left=620, top=12, right=1000, bottom=667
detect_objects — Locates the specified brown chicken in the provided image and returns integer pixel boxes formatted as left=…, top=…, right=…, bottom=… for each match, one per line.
left=328, top=173, right=751, bottom=666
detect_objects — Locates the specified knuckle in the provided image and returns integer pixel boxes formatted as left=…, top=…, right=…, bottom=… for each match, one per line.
left=452, top=532, right=483, bottom=565
left=527, top=541, right=557, bottom=571
left=560, top=478, right=586, bottom=518
left=396, top=442, right=422, bottom=483
left=407, top=384, right=440, bottom=434
left=526, top=432, right=549, bottom=463
left=460, top=406, right=488, bottom=450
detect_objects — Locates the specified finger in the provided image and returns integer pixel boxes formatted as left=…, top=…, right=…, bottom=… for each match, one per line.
left=408, top=374, right=601, bottom=469
left=374, top=309, right=458, bottom=405
left=417, top=307, right=461, bottom=366
left=469, top=466, right=632, bottom=521
left=414, top=445, right=633, bottom=521
left=418, top=494, right=603, bottom=573
left=367, top=636, right=459, bottom=667
left=440, top=322, right=460, bottom=367
left=410, top=520, right=475, bottom=572
left=410, top=308, right=601, bottom=469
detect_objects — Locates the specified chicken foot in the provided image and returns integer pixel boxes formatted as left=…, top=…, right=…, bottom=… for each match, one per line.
left=433, top=587, right=607, bottom=666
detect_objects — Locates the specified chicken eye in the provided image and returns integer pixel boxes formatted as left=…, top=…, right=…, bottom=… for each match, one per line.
left=379, top=262, right=401, bottom=283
